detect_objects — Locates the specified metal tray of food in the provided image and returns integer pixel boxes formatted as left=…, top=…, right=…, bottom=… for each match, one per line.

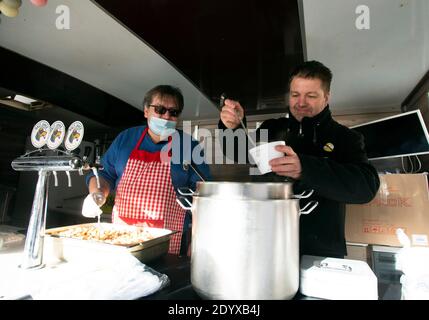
left=44, top=223, right=176, bottom=264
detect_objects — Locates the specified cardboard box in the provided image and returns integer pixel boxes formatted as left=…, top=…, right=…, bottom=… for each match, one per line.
left=345, top=174, right=429, bottom=247
left=345, top=242, right=372, bottom=265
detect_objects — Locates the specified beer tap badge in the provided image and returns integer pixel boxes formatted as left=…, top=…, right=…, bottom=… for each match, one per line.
left=65, top=121, right=84, bottom=151
left=31, top=120, right=50, bottom=148
left=47, top=121, right=66, bottom=150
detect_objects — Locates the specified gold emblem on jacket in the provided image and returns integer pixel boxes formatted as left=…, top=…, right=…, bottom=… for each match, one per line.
left=323, top=142, right=334, bottom=152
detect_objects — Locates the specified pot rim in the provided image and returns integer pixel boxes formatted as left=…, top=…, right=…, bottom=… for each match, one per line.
left=194, top=181, right=295, bottom=200
left=196, top=181, right=293, bottom=186
left=192, top=196, right=299, bottom=202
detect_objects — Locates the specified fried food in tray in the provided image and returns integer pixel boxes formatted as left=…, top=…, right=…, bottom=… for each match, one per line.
left=45, top=223, right=167, bottom=247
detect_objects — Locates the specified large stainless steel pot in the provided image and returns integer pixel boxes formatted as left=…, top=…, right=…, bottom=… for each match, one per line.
left=177, top=181, right=317, bottom=300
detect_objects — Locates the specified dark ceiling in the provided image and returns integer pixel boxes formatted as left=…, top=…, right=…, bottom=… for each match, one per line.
left=94, top=0, right=304, bottom=114
left=0, top=0, right=304, bottom=133
left=0, top=47, right=143, bottom=129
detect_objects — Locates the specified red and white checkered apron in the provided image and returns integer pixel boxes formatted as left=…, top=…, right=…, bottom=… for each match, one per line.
left=112, top=127, right=186, bottom=255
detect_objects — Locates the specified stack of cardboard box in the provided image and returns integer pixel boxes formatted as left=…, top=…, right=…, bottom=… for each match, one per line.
left=346, top=173, right=429, bottom=247
left=345, top=174, right=429, bottom=289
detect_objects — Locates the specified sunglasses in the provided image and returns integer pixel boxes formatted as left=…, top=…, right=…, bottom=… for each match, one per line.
left=148, top=105, right=181, bottom=117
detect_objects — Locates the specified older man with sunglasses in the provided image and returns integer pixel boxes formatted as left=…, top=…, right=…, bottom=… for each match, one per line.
left=83, top=85, right=211, bottom=255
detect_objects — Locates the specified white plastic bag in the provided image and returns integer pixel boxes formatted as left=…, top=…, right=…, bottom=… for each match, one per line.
left=29, top=253, right=169, bottom=300
left=396, top=229, right=429, bottom=300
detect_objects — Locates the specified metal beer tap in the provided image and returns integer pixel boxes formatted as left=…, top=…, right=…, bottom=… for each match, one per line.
left=10, top=120, right=103, bottom=269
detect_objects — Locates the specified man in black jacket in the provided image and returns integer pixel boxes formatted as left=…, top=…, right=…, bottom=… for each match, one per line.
left=219, top=60, right=380, bottom=258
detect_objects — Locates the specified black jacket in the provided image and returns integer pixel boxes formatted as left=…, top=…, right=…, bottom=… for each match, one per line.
left=218, top=106, right=380, bottom=257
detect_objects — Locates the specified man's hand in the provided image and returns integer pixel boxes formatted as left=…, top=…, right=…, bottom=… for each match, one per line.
left=220, top=99, right=245, bottom=129
left=269, top=145, right=302, bottom=179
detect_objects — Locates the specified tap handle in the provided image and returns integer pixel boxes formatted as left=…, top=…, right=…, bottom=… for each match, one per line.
left=92, top=167, right=101, bottom=189
left=94, top=139, right=101, bottom=164
left=65, top=171, right=72, bottom=187
left=52, top=171, right=58, bottom=187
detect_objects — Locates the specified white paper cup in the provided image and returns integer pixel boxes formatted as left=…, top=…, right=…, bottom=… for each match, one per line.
left=249, top=141, right=286, bottom=174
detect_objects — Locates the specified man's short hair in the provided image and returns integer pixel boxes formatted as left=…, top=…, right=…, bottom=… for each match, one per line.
left=289, top=60, right=333, bottom=93
left=143, top=85, right=184, bottom=111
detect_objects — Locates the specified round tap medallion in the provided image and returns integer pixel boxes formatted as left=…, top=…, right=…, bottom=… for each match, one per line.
left=30, top=120, right=50, bottom=148
left=47, top=121, right=66, bottom=150
left=65, top=121, right=84, bottom=151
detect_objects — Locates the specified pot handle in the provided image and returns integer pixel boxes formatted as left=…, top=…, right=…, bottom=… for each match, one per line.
left=176, top=196, right=193, bottom=210
left=293, top=190, right=314, bottom=199
left=177, top=187, right=195, bottom=196
left=299, top=201, right=318, bottom=215
left=316, top=260, right=352, bottom=272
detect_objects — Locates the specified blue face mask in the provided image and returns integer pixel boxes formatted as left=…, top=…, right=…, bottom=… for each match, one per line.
left=148, top=117, right=177, bottom=140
